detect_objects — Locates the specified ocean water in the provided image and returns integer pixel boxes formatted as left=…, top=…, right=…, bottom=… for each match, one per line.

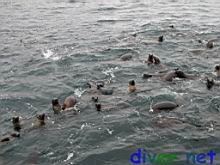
left=0, top=0, right=220, bottom=164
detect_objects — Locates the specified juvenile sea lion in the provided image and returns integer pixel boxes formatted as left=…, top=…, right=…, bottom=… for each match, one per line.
left=152, top=101, right=178, bottom=111
left=12, top=116, right=21, bottom=132
left=158, top=35, right=164, bottom=42
left=52, top=98, right=62, bottom=114
left=128, top=80, right=136, bottom=93
left=120, top=54, right=132, bottom=61
left=214, top=65, right=220, bottom=77
left=62, top=96, right=76, bottom=110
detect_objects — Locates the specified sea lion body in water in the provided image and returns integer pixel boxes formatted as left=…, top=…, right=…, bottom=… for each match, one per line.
left=143, top=69, right=196, bottom=81
left=152, top=101, right=178, bottom=111
left=120, top=54, right=132, bottom=61
left=0, top=132, right=20, bottom=143
left=62, top=96, right=76, bottom=110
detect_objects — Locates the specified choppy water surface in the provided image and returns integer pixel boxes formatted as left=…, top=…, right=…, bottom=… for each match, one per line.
left=1, top=0, right=220, bottom=164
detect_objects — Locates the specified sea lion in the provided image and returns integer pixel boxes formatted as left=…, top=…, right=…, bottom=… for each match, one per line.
left=36, top=114, right=45, bottom=126
left=62, top=96, right=76, bottom=110
left=158, top=35, right=164, bottom=42
left=152, top=101, right=178, bottom=111
left=142, top=73, right=153, bottom=79
left=120, top=54, right=132, bottom=61
left=214, top=65, right=220, bottom=77
left=128, top=80, right=136, bottom=93
left=96, top=103, right=102, bottom=111
left=206, top=40, right=214, bottom=49
left=162, top=71, right=177, bottom=81
left=169, top=25, right=174, bottom=29
left=52, top=98, right=62, bottom=114
left=0, top=133, right=20, bottom=143
left=97, top=85, right=114, bottom=95
left=12, top=116, right=21, bottom=132
left=206, top=78, right=220, bottom=90
left=147, top=54, right=161, bottom=64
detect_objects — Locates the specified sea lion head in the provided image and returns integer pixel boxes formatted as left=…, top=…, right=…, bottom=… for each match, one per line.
left=175, top=70, right=187, bottom=78
left=12, top=116, right=21, bottom=131
left=147, top=54, right=154, bottom=64
left=128, top=80, right=136, bottom=93
left=52, top=98, right=59, bottom=106
left=206, top=78, right=214, bottom=90
left=207, top=41, right=214, bottom=49
left=96, top=82, right=104, bottom=90
left=214, top=65, right=220, bottom=77
left=12, top=116, right=20, bottom=124
left=37, top=114, right=45, bottom=125
left=129, top=80, right=135, bottom=86
left=95, top=103, right=101, bottom=111
left=92, top=97, right=99, bottom=102
left=158, top=35, right=164, bottom=42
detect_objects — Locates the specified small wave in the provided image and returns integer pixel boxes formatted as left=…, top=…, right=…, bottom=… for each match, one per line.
left=42, top=49, right=61, bottom=61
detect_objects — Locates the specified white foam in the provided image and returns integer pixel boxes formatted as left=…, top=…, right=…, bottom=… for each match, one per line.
left=42, top=49, right=61, bottom=61
left=64, top=152, right=74, bottom=162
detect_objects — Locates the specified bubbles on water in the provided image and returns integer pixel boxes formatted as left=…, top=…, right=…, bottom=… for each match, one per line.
left=42, top=49, right=61, bottom=61
left=106, top=128, right=114, bottom=135
left=64, top=152, right=74, bottom=162
left=102, top=67, right=119, bottom=78
left=74, top=88, right=86, bottom=98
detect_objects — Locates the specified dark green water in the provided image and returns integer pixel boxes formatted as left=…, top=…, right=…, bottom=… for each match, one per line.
left=0, top=0, right=220, bottom=164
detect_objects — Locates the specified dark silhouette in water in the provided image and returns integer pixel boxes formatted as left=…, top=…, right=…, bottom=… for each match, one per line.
left=12, top=116, right=21, bottom=132
left=152, top=101, right=178, bottom=111
left=128, top=80, right=136, bottom=93
left=52, top=98, right=62, bottom=114
left=158, top=35, right=164, bottom=42
left=147, top=54, right=160, bottom=65
left=96, top=103, right=102, bottom=111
